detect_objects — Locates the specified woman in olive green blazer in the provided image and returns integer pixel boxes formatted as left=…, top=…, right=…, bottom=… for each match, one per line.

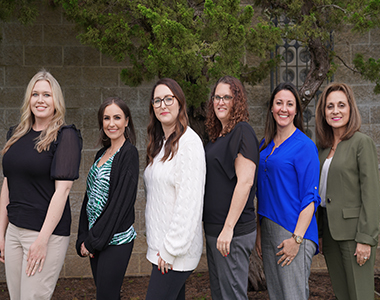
left=315, top=82, right=380, bottom=300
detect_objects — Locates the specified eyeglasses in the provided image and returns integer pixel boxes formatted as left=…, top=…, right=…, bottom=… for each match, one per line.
left=212, top=95, right=233, bottom=103
left=152, top=95, right=175, bottom=108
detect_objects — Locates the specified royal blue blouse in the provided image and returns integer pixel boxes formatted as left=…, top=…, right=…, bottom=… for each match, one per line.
left=257, top=129, right=321, bottom=248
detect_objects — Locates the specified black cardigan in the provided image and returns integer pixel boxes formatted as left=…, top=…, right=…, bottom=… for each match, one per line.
left=76, top=140, right=139, bottom=256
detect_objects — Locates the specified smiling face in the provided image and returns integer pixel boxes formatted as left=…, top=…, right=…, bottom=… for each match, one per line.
left=271, top=89, right=297, bottom=130
left=153, top=84, right=180, bottom=134
left=29, top=80, right=55, bottom=124
left=102, top=103, right=129, bottom=145
left=325, top=90, right=350, bottom=133
left=213, top=82, right=234, bottom=128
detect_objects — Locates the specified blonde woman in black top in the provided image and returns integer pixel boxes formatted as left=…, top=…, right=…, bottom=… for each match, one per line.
left=0, top=70, right=82, bottom=299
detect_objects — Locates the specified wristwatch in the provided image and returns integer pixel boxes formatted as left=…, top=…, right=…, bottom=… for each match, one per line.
left=292, top=233, right=303, bottom=244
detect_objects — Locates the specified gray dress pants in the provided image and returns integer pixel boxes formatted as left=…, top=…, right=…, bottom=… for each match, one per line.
left=206, top=230, right=256, bottom=300
left=261, top=217, right=316, bottom=300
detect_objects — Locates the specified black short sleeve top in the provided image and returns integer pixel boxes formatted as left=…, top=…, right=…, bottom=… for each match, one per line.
left=2, top=125, right=82, bottom=236
left=203, top=122, right=259, bottom=236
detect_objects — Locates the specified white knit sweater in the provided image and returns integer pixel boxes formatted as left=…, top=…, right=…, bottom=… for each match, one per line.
left=144, top=127, right=206, bottom=271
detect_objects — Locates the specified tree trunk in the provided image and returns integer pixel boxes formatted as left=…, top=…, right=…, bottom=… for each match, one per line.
left=188, top=103, right=208, bottom=145
left=299, top=37, right=330, bottom=109
left=248, top=249, right=267, bottom=291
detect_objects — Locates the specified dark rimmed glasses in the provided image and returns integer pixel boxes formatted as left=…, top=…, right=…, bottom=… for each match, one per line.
left=151, top=95, right=176, bottom=108
left=212, top=95, right=233, bottom=103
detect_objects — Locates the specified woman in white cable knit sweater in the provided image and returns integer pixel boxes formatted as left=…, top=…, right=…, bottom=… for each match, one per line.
left=144, top=78, right=206, bottom=300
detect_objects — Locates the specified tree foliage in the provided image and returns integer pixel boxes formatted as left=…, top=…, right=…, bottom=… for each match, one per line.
left=54, top=0, right=282, bottom=109
left=3, top=1, right=380, bottom=108
left=0, top=0, right=40, bottom=25
left=255, top=0, right=380, bottom=105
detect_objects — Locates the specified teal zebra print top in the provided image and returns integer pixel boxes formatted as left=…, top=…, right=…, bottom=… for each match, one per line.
left=86, top=149, right=136, bottom=245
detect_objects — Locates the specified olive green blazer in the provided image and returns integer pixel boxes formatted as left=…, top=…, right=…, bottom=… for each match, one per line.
left=318, top=131, right=380, bottom=246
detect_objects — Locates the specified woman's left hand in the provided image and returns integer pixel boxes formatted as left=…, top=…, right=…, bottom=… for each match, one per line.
left=80, top=242, right=94, bottom=258
left=354, top=242, right=371, bottom=266
left=26, top=239, right=47, bottom=276
left=157, top=253, right=172, bottom=274
left=276, top=237, right=300, bottom=267
left=217, top=227, right=233, bottom=257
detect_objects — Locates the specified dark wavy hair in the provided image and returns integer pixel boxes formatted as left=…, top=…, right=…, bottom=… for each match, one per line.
left=315, top=82, right=361, bottom=149
left=146, top=78, right=189, bottom=166
left=261, top=82, right=304, bottom=151
left=98, top=97, right=136, bottom=147
left=205, top=76, right=249, bottom=142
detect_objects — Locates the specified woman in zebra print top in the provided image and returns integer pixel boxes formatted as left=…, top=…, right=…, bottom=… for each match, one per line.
left=76, top=97, right=139, bottom=300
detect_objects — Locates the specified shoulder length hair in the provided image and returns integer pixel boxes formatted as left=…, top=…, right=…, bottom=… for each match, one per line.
left=205, top=76, right=249, bottom=142
left=261, top=82, right=304, bottom=151
left=146, top=78, right=189, bottom=166
left=315, top=82, right=361, bottom=149
left=2, top=69, right=65, bottom=154
left=98, top=97, right=136, bottom=148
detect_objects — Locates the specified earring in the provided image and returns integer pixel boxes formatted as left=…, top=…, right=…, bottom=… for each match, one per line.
left=125, top=127, right=129, bottom=139
left=100, top=128, right=108, bottom=141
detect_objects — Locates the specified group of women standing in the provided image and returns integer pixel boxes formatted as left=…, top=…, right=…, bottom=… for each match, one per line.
left=0, top=69, right=379, bottom=300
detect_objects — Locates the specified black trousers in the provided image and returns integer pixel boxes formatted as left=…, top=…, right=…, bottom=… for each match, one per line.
left=90, top=241, right=134, bottom=300
left=145, top=264, right=192, bottom=300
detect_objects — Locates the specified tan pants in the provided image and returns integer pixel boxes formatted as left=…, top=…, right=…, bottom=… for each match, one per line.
left=4, top=223, right=70, bottom=300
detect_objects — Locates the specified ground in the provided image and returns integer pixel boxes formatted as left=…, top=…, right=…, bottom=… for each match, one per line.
left=0, top=272, right=379, bottom=299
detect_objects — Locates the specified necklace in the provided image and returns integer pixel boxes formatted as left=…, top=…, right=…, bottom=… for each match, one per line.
left=105, top=147, right=118, bottom=158
left=274, top=127, right=296, bottom=148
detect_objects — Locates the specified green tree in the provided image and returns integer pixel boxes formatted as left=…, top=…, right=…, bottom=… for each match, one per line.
left=55, top=0, right=380, bottom=107
left=54, top=0, right=282, bottom=141
left=0, top=0, right=40, bottom=25
left=255, top=0, right=380, bottom=103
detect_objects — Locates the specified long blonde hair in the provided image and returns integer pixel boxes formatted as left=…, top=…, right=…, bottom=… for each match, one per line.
left=2, top=70, right=66, bottom=154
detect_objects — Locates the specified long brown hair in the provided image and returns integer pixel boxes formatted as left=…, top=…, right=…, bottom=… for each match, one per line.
left=260, top=82, right=304, bottom=151
left=2, top=69, right=65, bottom=154
left=315, top=82, right=361, bottom=149
left=205, top=76, right=249, bottom=142
left=98, top=97, right=136, bottom=147
left=146, top=78, right=189, bottom=165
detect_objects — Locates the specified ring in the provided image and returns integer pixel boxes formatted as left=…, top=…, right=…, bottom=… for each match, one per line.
left=364, top=257, right=368, bottom=260
left=86, top=252, right=89, bottom=255
left=286, top=258, right=290, bottom=261
left=35, top=262, right=39, bottom=265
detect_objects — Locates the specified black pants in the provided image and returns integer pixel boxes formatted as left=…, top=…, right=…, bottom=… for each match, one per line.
left=145, top=264, right=192, bottom=300
left=90, top=241, right=134, bottom=300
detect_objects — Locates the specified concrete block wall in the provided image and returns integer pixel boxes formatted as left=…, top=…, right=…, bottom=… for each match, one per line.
left=0, top=3, right=380, bottom=282
left=0, top=4, right=156, bottom=281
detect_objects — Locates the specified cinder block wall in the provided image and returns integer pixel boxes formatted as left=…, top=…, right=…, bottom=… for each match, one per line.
left=0, top=4, right=380, bottom=281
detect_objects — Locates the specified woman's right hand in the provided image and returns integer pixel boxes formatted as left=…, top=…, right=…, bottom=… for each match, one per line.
left=217, top=227, right=233, bottom=257
left=80, top=242, right=93, bottom=258
left=157, top=253, right=172, bottom=274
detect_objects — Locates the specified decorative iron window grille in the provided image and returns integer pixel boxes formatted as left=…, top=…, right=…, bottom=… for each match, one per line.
left=270, top=31, right=333, bottom=140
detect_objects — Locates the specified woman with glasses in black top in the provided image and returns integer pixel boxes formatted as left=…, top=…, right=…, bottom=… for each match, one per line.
left=203, top=76, right=259, bottom=300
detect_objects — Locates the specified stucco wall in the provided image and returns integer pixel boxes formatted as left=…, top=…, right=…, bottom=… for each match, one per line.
left=0, top=4, right=380, bottom=281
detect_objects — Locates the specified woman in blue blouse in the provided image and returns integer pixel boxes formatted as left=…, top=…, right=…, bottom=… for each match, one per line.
left=76, top=97, right=139, bottom=300
left=256, top=82, right=320, bottom=300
